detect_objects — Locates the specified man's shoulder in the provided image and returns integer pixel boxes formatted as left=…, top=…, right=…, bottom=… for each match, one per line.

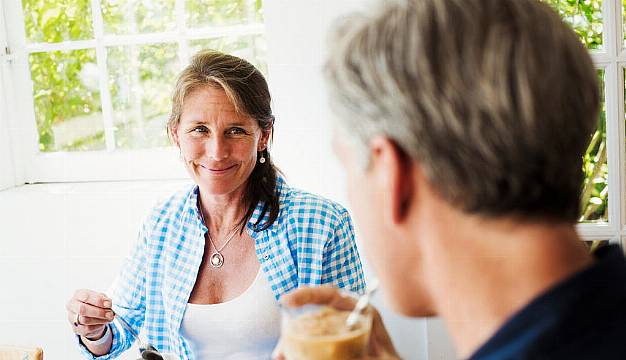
left=529, top=313, right=626, bottom=359
left=472, top=246, right=626, bottom=360
left=546, top=276, right=626, bottom=358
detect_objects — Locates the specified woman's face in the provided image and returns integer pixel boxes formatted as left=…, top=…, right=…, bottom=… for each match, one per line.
left=173, top=86, right=269, bottom=196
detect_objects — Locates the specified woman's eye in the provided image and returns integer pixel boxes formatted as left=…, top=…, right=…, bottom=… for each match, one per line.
left=228, top=127, right=247, bottom=135
left=191, top=126, right=208, bottom=133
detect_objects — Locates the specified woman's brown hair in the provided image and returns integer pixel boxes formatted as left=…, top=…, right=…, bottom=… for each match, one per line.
left=168, top=50, right=280, bottom=233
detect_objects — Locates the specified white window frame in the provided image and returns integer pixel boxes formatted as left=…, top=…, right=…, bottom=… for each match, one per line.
left=0, top=1, right=17, bottom=190
left=571, top=0, right=624, bottom=246
left=0, top=0, right=264, bottom=183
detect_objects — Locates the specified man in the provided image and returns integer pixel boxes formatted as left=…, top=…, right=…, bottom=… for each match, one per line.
left=281, top=0, right=626, bottom=358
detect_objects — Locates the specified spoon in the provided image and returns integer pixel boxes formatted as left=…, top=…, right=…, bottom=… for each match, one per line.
left=346, top=278, right=379, bottom=329
left=113, top=310, right=164, bottom=360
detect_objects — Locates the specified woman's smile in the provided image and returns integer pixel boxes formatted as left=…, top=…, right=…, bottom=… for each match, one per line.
left=174, top=86, right=266, bottom=196
left=198, top=163, right=239, bottom=176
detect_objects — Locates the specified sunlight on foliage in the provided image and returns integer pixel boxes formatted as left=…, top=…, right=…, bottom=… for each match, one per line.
left=542, top=0, right=607, bottom=222
left=23, top=0, right=265, bottom=153
left=22, top=0, right=604, bottom=222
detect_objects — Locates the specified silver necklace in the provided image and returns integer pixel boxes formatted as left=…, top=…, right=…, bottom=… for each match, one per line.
left=198, top=205, right=239, bottom=268
left=206, top=228, right=238, bottom=268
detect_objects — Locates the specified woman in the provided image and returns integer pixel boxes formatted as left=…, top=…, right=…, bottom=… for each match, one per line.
left=65, top=50, right=365, bottom=359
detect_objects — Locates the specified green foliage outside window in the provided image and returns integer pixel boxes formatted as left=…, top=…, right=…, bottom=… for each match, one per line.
left=24, top=0, right=102, bottom=152
left=21, top=0, right=606, bottom=222
left=107, top=43, right=180, bottom=149
left=543, top=0, right=607, bottom=222
left=23, top=0, right=94, bottom=42
left=186, top=0, right=263, bottom=27
left=22, top=0, right=264, bottom=153
left=101, top=0, right=176, bottom=35
left=29, top=49, right=104, bottom=151
left=543, top=0, right=603, bottom=49
left=580, top=70, right=607, bottom=222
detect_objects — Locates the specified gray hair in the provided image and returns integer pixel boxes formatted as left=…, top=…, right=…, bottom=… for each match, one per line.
left=325, top=0, right=599, bottom=222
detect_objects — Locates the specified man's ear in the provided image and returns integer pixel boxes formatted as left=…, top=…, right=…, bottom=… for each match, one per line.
left=369, top=136, right=414, bottom=224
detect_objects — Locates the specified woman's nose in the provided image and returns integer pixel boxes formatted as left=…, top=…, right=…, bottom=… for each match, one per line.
left=206, top=136, right=229, bottom=161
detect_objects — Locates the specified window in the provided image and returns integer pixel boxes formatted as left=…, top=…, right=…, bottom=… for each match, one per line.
left=542, top=0, right=624, bottom=245
left=1, top=0, right=265, bottom=182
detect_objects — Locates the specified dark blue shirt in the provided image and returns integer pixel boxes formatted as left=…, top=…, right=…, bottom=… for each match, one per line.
left=469, top=245, right=626, bottom=360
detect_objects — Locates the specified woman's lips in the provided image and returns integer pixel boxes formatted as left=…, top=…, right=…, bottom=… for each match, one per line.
left=199, top=164, right=238, bottom=175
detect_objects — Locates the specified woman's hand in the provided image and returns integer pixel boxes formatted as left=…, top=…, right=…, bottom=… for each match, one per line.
left=66, top=289, right=115, bottom=340
left=275, top=286, right=400, bottom=360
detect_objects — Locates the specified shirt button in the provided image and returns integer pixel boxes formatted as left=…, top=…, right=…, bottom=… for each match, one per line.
left=263, top=254, right=270, bottom=260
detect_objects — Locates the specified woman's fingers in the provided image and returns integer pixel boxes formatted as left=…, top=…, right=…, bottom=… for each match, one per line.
left=66, top=299, right=114, bottom=322
left=71, top=320, right=106, bottom=338
left=73, top=289, right=113, bottom=309
left=66, top=289, right=115, bottom=337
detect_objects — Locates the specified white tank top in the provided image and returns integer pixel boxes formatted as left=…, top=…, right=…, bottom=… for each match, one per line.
left=180, top=270, right=281, bottom=360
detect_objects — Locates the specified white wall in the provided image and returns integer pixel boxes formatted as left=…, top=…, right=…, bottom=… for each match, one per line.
left=0, top=180, right=189, bottom=359
left=0, top=0, right=458, bottom=359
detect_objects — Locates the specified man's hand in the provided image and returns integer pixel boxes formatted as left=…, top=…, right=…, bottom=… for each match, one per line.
left=274, top=286, right=400, bottom=360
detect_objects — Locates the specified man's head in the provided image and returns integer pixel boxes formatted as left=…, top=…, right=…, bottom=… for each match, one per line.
left=326, top=0, right=599, bottom=315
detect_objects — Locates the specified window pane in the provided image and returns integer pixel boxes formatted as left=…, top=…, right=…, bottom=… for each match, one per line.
left=22, top=0, right=94, bottom=43
left=189, top=34, right=267, bottom=74
left=543, top=0, right=603, bottom=50
left=108, top=43, right=179, bottom=149
left=30, top=50, right=104, bottom=152
left=101, top=0, right=176, bottom=35
left=580, top=69, right=607, bottom=222
left=186, top=0, right=255, bottom=27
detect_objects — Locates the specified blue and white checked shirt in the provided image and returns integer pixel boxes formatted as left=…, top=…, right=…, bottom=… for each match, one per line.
left=78, top=176, right=365, bottom=359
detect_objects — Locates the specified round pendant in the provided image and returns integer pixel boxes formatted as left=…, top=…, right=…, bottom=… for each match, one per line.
left=210, top=252, right=224, bottom=268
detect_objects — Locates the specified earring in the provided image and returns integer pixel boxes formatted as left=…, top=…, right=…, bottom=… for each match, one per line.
left=259, top=146, right=267, bottom=164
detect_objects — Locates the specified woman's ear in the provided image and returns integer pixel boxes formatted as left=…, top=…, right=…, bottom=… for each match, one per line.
left=258, top=128, right=271, bottom=152
left=169, top=125, right=180, bottom=148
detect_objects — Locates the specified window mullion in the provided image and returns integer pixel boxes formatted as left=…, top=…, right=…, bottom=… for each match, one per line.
left=604, top=62, right=622, bottom=240
left=91, top=0, right=116, bottom=151
left=616, top=0, right=624, bottom=55
left=246, top=0, right=255, bottom=23
left=607, top=0, right=626, bottom=245
left=25, top=40, right=97, bottom=53
left=176, top=0, right=189, bottom=66
left=577, top=223, right=616, bottom=240
left=605, top=0, right=619, bottom=57
left=186, top=23, right=265, bottom=40
left=616, top=65, right=626, bottom=242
